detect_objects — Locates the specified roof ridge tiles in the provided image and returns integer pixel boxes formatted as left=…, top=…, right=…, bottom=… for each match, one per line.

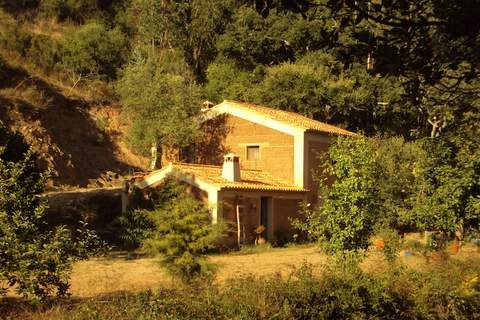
left=221, top=99, right=356, bottom=136
left=173, top=162, right=265, bottom=173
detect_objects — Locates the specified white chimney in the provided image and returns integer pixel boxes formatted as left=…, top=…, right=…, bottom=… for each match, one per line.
left=222, top=153, right=241, bottom=182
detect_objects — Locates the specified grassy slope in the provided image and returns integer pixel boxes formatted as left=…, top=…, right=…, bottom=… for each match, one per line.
left=0, top=10, right=148, bottom=189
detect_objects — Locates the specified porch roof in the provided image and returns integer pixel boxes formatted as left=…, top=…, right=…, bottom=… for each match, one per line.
left=138, top=163, right=308, bottom=193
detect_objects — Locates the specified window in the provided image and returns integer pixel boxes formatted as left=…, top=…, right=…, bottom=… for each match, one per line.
left=246, top=145, right=260, bottom=160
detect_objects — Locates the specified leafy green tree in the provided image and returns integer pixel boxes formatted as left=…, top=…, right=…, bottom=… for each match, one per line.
left=216, top=6, right=295, bottom=70
left=116, top=48, right=202, bottom=155
left=246, top=0, right=480, bottom=139
left=130, top=0, right=233, bottom=80
left=294, top=136, right=380, bottom=252
left=205, top=58, right=263, bottom=103
left=411, top=138, right=480, bottom=233
left=140, top=184, right=224, bottom=282
left=40, top=0, right=98, bottom=22
left=373, top=137, right=427, bottom=232
left=255, top=51, right=412, bottom=135
left=294, top=134, right=480, bottom=248
left=0, top=123, right=102, bottom=299
left=61, top=21, right=127, bottom=83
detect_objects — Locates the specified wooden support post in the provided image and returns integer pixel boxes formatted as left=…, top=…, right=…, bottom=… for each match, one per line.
left=236, top=204, right=241, bottom=247
left=121, top=180, right=130, bottom=214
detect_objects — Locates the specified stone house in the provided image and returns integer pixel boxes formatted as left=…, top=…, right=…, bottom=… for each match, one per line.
left=136, top=100, right=355, bottom=245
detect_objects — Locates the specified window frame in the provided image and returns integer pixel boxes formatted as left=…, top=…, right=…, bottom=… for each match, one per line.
left=246, top=145, right=261, bottom=161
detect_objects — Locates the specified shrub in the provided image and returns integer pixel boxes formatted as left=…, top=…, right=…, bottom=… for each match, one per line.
left=0, top=11, right=31, bottom=56
left=374, top=226, right=402, bottom=262
left=9, top=257, right=480, bottom=319
left=40, top=0, right=98, bottom=22
left=117, top=208, right=154, bottom=251
left=61, top=22, right=127, bottom=82
left=0, top=123, right=103, bottom=299
left=140, top=184, right=225, bottom=283
left=26, top=33, right=62, bottom=72
left=293, top=136, right=380, bottom=253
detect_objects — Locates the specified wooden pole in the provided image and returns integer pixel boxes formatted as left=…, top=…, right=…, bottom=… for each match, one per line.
left=236, top=204, right=241, bottom=247
left=121, top=180, right=130, bottom=214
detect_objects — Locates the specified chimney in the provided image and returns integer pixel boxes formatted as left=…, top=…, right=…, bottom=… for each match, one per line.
left=222, top=153, right=241, bottom=182
left=201, top=100, right=214, bottom=112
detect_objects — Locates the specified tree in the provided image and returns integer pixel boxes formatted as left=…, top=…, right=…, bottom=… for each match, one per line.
left=39, top=0, right=99, bottom=22
left=294, top=134, right=480, bottom=248
left=140, top=183, right=224, bottom=282
left=374, top=137, right=427, bottom=232
left=246, top=0, right=480, bottom=139
left=116, top=48, right=202, bottom=155
left=216, top=6, right=295, bottom=70
left=247, top=51, right=412, bottom=136
left=205, top=58, right=262, bottom=103
left=0, top=123, right=102, bottom=299
left=61, top=22, right=127, bottom=84
left=130, top=0, right=233, bottom=80
left=411, top=138, right=480, bottom=233
left=293, top=136, right=380, bottom=252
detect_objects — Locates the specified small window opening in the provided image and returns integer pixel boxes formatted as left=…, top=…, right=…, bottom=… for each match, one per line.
left=246, top=145, right=260, bottom=160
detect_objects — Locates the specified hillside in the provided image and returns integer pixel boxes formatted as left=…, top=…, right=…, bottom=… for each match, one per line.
left=0, top=58, right=148, bottom=189
left=0, top=0, right=478, bottom=189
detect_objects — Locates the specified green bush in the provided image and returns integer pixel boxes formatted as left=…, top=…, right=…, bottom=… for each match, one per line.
left=375, top=226, right=402, bottom=262
left=0, top=11, right=31, bottom=56
left=0, top=123, right=104, bottom=300
left=61, top=22, right=127, bottom=81
left=140, top=183, right=225, bottom=283
left=118, top=208, right=155, bottom=251
left=26, top=33, right=62, bottom=72
left=293, top=136, right=379, bottom=253
left=40, top=0, right=98, bottom=22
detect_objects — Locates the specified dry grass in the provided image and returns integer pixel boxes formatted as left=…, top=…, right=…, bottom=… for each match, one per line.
left=67, top=246, right=326, bottom=298
left=3, top=244, right=479, bottom=298
left=70, top=255, right=169, bottom=297
left=63, top=244, right=480, bottom=298
left=26, top=17, right=69, bottom=40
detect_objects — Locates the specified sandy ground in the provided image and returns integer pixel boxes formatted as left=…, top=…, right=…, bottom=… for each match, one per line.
left=67, top=244, right=480, bottom=298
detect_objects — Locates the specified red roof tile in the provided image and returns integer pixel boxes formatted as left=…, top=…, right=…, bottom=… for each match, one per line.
left=143, top=163, right=307, bottom=192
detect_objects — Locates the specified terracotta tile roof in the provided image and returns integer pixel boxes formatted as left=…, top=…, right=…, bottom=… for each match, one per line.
left=144, top=163, right=307, bottom=192
left=222, top=100, right=356, bottom=136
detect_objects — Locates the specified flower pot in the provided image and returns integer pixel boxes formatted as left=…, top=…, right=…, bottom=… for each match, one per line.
left=257, top=237, right=266, bottom=245
left=451, top=242, right=459, bottom=254
left=374, top=239, right=385, bottom=250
